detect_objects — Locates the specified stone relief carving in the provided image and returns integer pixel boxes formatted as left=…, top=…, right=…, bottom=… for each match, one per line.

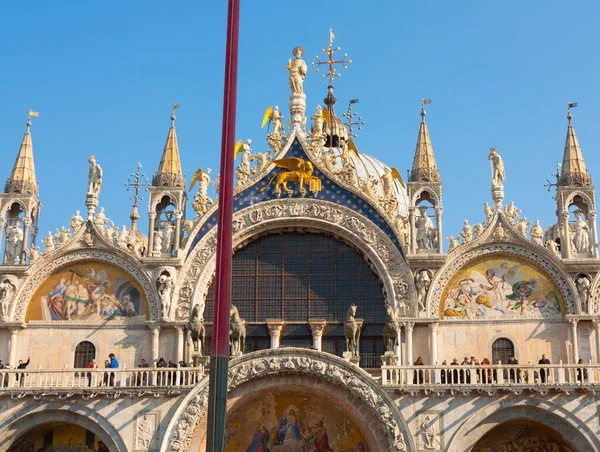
left=136, top=412, right=158, bottom=450
left=576, top=274, right=592, bottom=314
left=164, top=350, right=408, bottom=452
left=0, top=277, right=16, bottom=321
left=415, top=269, right=432, bottom=313
left=158, top=273, right=174, bottom=320
left=417, top=411, right=444, bottom=451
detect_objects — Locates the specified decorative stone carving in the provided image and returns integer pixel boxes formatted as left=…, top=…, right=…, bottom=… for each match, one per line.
left=42, top=231, right=55, bottom=253
left=69, top=210, right=85, bottom=231
left=545, top=239, right=559, bottom=255
left=493, top=223, right=506, bottom=240
left=446, top=236, right=459, bottom=252
left=530, top=220, right=544, bottom=245
left=415, top=269, right=432, bottom=313
left=473, top=223, right=485, bottom=238
left=503, top=201, right=520, bottom=225
left=0, top=278, right=15, bottom=320
left=249, top=150, right=272, bottom=176
left=484, top=202, right=493, bottom=225
left=576, top=275, right=592, bottom=314
left=162, top=349, right=409, bottom=452
left=136, top=413, right=157, bottom=450
left=417, top=412, right=443, bottom=451
left=27, top=245, right=40, bottom=263
left=515, top=217, right=531, bottom=238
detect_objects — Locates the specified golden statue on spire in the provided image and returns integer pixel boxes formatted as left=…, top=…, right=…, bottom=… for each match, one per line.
left=287, top=47, right=307, bottom=95
left=312, top=28, right=352, bottom=86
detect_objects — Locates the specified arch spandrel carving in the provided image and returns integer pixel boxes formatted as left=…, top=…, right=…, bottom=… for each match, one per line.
left=160, top=348, right=412, bottom=452
left=174, top=198, right=416, bottom=321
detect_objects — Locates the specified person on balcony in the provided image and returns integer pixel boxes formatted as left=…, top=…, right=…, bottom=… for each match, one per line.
left=450, top=358, right=459, bottom=384
left=577, top=358, right=588, bottom=383
left=16, top=357, right=30, bottom=387
left=481, top=358, right=493, bottom=384
left=413, top=356, right=425, bottom=384
left=507, top=356, right=520, bottom=383
left=538, top=354, right=551, bottom=383
left=440, top=360, right=448, bottom=384
left=107, top=353, right=119, bottom=386
left=137, top=358, right=150, bottom=386
left=87, top=359, right=98, bottom=387
left=460, top=357, right=471, bottom=384
left=3, top=363, right=10, bottom=387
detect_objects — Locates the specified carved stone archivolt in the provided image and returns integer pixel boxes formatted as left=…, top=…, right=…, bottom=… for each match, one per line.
left=9, top=248, right=159, bottom=322
left=426, top=215, right=579, bottom=317
left=160, top=348, right=412, bottom=452
left=175, top=198, right=416, bottom=321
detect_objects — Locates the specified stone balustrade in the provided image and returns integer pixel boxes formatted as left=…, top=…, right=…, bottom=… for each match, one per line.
left=0, top=366, right=204, bottom=392
left=382, top=362, right=600, bottom=390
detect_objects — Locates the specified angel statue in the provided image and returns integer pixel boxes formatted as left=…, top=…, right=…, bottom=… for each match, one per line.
left=287, top=46, right=307, bottom=95
left=311, top=105, right=325, bottom=136
left=259, top=157, right=320, bottom=194
left=261, top=105, right=284, bottom=135
left=234, top=139, right=254, bottom=185
left=87, top=155, right=103, bottom=197
left=488, top=147, right=505, bottom=188
left=380, top=167, right=405, bottom=198
left=189, top=168, right=214, bottom=217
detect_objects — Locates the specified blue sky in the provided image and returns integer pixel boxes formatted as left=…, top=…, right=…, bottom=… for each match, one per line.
left=1, top=1, right=599, bottom=247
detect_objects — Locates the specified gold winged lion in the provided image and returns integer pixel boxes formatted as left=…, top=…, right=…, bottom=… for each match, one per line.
left=260, top=157, right=318, bottom=193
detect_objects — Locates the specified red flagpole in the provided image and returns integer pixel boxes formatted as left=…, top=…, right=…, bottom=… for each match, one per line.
left=206, top=0, right=240, bottom=449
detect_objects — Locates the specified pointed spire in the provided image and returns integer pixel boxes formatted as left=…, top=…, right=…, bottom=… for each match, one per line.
left=410, top=100, right=440, bottom=182
left=559, top=103, right=592, bottom=187
left=153, top=105, right=184, bottom=188
left=5, top=115, right=38, bottom=195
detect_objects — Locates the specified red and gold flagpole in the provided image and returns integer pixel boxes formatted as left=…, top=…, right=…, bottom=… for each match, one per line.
left=206, top=0, right=240, bottom=449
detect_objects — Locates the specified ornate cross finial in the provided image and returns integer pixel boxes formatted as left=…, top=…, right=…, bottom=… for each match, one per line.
left=544, top=162, right=562, bottom=200
left=125, top=162, right=149, bottom=230
left=343, top=99, right=364, bottom=138
left=311, top=28, right=352, bottom=86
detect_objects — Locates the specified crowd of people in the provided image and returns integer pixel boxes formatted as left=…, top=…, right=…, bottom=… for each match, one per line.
left=410, top=354, right=588, bottom=385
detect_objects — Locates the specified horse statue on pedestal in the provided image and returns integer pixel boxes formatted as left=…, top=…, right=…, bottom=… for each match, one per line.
left=344, top=304, right=361, bottom=357
left=187, top=304, right=205, bottom=356
left=383, top=305, right=400, bottom=352
left=229, top=305, right=246, bottom=356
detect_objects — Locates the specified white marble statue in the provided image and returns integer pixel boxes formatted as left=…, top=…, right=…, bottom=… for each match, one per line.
left=446, top=236, right=459, bottom=252
left=380, top=168, right=395, bottom=199
left=484, top=202, right=493, bottom=225
left=504, top=201, right=520, bottom=225
left=516, top=217, right=531, bottom=238
left=416, top=206, right=435, bottom=251
left=94, top=207, right=107, bottom=231
left=0, top=279, right=14, bottom=319
left=87, top=155, right=103, bottom=196
left=311, top=105, right=324, bottom=136
left=117, top=226, right=129, bottom=249
left=415, top=270, right=431, bottom=312
left=545, top=239, right=559, bottom=255
left=359, top=176, right=378, bottom=201
left=158, top=274, right=174, bottom=319
left=28, top=245, right=40, bottom=263
left=271, top=106, right=283, bottom=135
left=42, top=231, right=55, bottom=253
left=153, top=231, right=163, bottom=254
left=460, top=220, right=474, bottom=244
left=530, top=220, right=544, bottom=245
left=160, top=217, right=175, bottom=254
left=488, top=147, right=505, bottom=187
left=4, top=222, right=23, bottom=264
left=473, top=223, right=485, bottom=237
left=198, top=168, right=211, bottom=199
left=70, top=210, right=85, bottom=231
left=287, top=46, right=307, bottom=95
left=572, top=211, right=590, bottom=255
left=576, top=275, right=591, bottom=314
left=236, top=139, right=254, bottom=185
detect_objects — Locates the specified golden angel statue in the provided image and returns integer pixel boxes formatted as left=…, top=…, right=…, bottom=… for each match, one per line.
left=261, top=106, right=284, bottom=135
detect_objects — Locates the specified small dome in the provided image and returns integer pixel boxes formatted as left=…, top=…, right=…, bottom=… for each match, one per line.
left=317, top=147, right=409, bottom=216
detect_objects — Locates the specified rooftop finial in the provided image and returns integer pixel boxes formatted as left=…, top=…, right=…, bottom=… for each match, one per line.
left=125, top=162, right=149, bottom=231
left=311, top=28, right=352, bottom=88
left=171, top=103, right=180, bottom=123
left=421, top=98, right=431, bottom=118
left=343, top=99, right=364, bottom=138
left=567, top=101, right=577, bottom=124
left=5, top=110, right=40, bottom=195
left=153, top=104, right=184, bottom=187
left=410, top=99, right=440, bottom=184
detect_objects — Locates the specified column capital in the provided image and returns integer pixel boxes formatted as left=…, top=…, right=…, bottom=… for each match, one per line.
left=568, top=318, right=579, bottom=327
left=428, top=322, right=439, bottom=333
left=308, top=319, right=327, bottom=336
left=266, top=319, right=285, bottom=336
left=174, top=325, right=184, bottom=334
left=149, top=323, right=161, bottom=334
left=8, top=326, right=22, bottom=335
left=402, top=321, right=415, bottom=331
left=593, top=318, right=600, bottom=328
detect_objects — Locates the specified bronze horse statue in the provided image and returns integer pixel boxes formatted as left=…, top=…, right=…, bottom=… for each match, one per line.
left=229, top=305, right=246, bottom=356
left=383, top=305, right=400, bottom=352
left=187, top=304, right=205, bottom=356
left=344, top=304, right=361, bottom=357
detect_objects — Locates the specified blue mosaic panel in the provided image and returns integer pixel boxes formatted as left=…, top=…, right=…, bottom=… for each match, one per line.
left=188, top=138, right=403, bottom=256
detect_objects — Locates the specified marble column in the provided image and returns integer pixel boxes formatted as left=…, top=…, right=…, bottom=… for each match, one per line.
left=429, top=322, right=439, bottom=365
left=593, top=319, right=600, bottom=364
left=395, top=324, right=403, bottom=364
left=174, top=212, right=182, bottom=255
left=569, top=319, right=579, bottom=364
left=151, top=325, right=160, bottom=366
left=561, top=212, right=571, bottom=259
left=21, top=219, right=31, bottom=265
left=404, top=322, right=414, bottom=365
left=409, top=208, right=417, bottom=254
left=309, top=320, right=327, bottom=351
left=175, top=326, right=185, bottom=363
left=435, top=206, right=443, bottom=254
left=9, top=327, right=21, bottom=366
left=266, top=320, right=285, bottom=349
left=589, top=210, right=599, bottom=258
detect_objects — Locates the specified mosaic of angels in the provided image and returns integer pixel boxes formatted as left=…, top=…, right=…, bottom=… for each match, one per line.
left=225, top=393, right=370, bottom=451
left=440, top=256, right=565, bottom=319
left=27, top=263, right=146, bottom=321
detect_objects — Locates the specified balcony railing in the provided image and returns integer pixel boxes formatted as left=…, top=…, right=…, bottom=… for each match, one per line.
left=0, top=367, right=204, bottom=391
left=382, top=362, right=600, bottom=389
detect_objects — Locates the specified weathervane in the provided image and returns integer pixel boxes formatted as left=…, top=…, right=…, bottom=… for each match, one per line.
left=343, top=99, right=364, bottom=137
left=312, top=28, right=352, bottom=86
left=567, top=101, right=577, bottom=124
left=171, top=103, right=180, bottom=121
left=544, top=162, right=562, bottom=200
left=125, top=162, right=149, bottom=230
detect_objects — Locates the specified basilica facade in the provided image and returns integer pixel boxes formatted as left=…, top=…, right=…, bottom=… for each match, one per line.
left=0, top=40, right=599, bottom=452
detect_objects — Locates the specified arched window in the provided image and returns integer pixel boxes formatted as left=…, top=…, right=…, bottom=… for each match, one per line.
left=204, top=232, right=386, bottom=357
left=492, top=338, right=514, bottom=364
left=74, top=341, right=96, bottom=368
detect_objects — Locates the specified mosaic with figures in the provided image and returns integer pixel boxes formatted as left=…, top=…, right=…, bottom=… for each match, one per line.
left=226, top=393, right=370, bottom=451
left=27, top=262, right=146, bottom=321
left=440, top=256, right=565, bottom=319
left=189, top=138, right=402, bottom=256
